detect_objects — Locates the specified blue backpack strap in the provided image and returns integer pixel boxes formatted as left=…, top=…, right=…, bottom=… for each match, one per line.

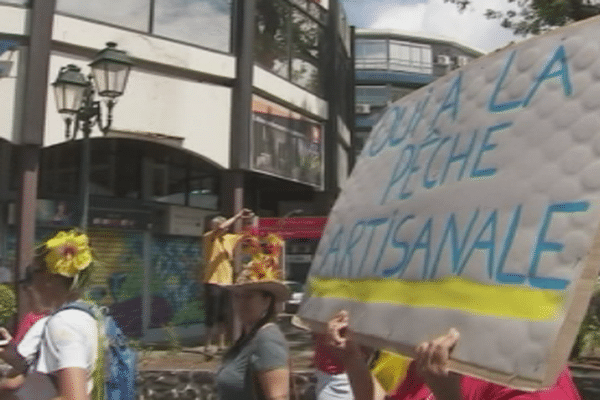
left=56, top=300, right=98, bottom=319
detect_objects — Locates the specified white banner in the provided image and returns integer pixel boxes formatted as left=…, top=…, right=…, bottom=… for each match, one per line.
left=299, top=15, right=600, bottom=390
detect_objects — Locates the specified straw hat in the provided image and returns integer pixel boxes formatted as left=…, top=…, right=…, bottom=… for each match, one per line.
left=228, top=234, right=290, bottom=301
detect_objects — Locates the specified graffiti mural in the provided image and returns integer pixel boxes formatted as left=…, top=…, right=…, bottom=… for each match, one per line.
left=151, top=234, right=203, bottom=327
left=2, top=227, right=204, bottom=337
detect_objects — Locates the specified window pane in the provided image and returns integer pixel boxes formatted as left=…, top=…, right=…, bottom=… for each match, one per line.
left=114, top=143, right=141, bottom=199
left=152, top=162, right=186, bottom=205
left=251, top=96, right=323, bottom=188
left=255, top=0, right=290, bottom=79
left=355, top=86, right=388, bottom=106
left=289, top=0, right=306, bottom=10
left=388, top=41, right=432, bottom=73
left=188, top=175, right=218, bottom=209
left=389, top=42, right=409, bottom=71
left=56, top=0, right=150, bottom=31
left=422, top=47, right=433, bottom=73
left=0, top=0, right=27, bottom=5
left=355, top=39, right=387, bottom=69
left=153, top=0, right=231, bottom=52
left=290, top=8, right=322, bottom=94
left=307, top=2, right=326, bottom=24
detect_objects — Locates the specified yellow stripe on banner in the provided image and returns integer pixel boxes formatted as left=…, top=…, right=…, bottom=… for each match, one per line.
left=309, top=276, right=565, bottom=321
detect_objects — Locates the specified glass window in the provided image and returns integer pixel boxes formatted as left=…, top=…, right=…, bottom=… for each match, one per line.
left=0, top=0, right=27, bottom=5
left=255, top=0, right=290, bottom=80
left=355, top=86, right=389, bottom=106
left=422, top=47, right=432, bottom=69
left=290, top=8, right=322, bottom=94
left=307, top=2, right=326, bottom=24
left=151, top=159, right=186, bottom=205
left=251, top=96, right=323, bottom=188
left=56, top=0, right=150, bottom=31
left=388, top=40, right=432, bottom=74
left=38, top=145, right=78, bottom=196
left=114, top=143, right=141, bottom=199
left=255, top=0, right=324, bottom=94
left=355, top=39, right=387, bottom=69
left=188, top=176, right=218, bottom=209
left=289, top=0, right=306, bottom=10
left=153, top=0, right=231, bottom=52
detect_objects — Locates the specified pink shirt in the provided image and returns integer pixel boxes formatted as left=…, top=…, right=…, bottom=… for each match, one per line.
left=313, top=333, right=346, bottom=375
left=390, top=362, right=581, bottom=400
left=13, top=311, right=48, bottom=344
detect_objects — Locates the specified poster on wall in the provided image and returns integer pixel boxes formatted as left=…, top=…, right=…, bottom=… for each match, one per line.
left=250, top=95, right=324, bottom=188
left=299, top=15, right=600, bottom=390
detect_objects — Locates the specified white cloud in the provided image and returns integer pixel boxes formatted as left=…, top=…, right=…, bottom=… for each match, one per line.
left=365, top=0, right=521, bottom=53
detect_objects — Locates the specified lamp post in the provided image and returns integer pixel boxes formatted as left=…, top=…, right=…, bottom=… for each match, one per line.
left=52, top=42, right=132, bottom=230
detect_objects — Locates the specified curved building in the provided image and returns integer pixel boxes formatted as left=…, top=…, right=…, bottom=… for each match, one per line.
left=354, top=28, right=483, bottom=157
left=0, top=0, right=353, bottom=341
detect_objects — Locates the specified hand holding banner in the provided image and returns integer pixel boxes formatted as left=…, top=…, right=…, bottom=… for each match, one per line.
left=299, top=15, right=600, bottom=390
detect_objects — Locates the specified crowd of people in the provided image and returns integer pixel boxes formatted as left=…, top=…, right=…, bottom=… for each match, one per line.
left=0, top=209, right=586, bottom=399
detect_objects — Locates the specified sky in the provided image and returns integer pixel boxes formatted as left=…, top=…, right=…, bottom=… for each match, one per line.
left=340, top=0, right=522, bottom=53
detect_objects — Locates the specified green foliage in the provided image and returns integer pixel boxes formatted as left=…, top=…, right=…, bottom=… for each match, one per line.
left=444, top=0, right=600, bottom=36
left=110, top=256, right=162, bottom=302
left=0, top=285, right=16, bottom=326
left=570, top=283, right=600, bottom=360
left=170, top=300, right=204, bottom=326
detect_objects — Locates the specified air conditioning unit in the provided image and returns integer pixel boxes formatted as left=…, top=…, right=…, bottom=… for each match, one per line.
left=456, top=56, right=470, bottom=67
left=435, top=55, right=452, bottom=66
left=355, top=104, right=371, bottom=114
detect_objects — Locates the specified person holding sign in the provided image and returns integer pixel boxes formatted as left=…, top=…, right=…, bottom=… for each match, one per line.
left=326, top=311, right=581, bottom=400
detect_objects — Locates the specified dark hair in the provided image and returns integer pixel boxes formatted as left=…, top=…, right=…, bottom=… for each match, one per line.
left=224, top=290, right=277, bottom=360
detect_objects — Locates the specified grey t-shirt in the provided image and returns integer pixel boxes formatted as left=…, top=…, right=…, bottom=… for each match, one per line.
left=216, top=323, right=288, bottom=400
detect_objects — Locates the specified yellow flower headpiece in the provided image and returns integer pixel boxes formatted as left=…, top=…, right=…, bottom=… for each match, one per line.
left=243, top=256, right=282, bottom=282
left=43, top=230, right=93, bottom=278
left=236, top=232, right=284, bottom=284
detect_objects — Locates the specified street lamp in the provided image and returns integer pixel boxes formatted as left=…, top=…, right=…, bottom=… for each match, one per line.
left=52, top=42, right=133, bottom=230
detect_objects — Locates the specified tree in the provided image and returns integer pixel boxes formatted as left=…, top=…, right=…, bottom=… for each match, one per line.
left=444, top=0, right=600, bottom=36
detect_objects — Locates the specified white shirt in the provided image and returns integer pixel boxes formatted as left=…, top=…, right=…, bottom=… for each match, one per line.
left=18, top=309, right=98, bottom=393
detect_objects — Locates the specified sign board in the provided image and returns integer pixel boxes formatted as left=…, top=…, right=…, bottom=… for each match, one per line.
left=258, top=217, right=328, bottom=239
left=165, top=205, right=212, bottom=236
left=89, top=207, right=150, bottom=230
left=299, top=15, right=600, bottom=390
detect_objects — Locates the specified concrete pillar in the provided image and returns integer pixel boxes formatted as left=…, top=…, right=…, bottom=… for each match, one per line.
left=15, top=0, right=56, bottom=320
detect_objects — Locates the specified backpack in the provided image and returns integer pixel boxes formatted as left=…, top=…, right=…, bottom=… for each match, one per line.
left=46, top=301, right=138, bottom=400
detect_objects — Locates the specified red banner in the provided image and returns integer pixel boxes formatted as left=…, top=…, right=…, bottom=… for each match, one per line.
left=257, top=217, right=327, bottom=239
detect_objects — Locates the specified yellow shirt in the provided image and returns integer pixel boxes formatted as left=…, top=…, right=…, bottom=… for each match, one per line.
left=202, top=231, right=242, bottom=285
left=370, top=350, right=411, bottom=393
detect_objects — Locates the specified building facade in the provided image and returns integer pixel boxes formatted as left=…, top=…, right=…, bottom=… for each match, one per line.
left=353, top=28, right=483, bottom=157
left=0, top=0, right=353, bottom=341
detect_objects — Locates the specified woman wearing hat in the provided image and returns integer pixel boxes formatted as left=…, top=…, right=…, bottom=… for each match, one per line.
left=0, top=229, right=98, bottom=400
left=215, top=234, right=291, bottom=400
